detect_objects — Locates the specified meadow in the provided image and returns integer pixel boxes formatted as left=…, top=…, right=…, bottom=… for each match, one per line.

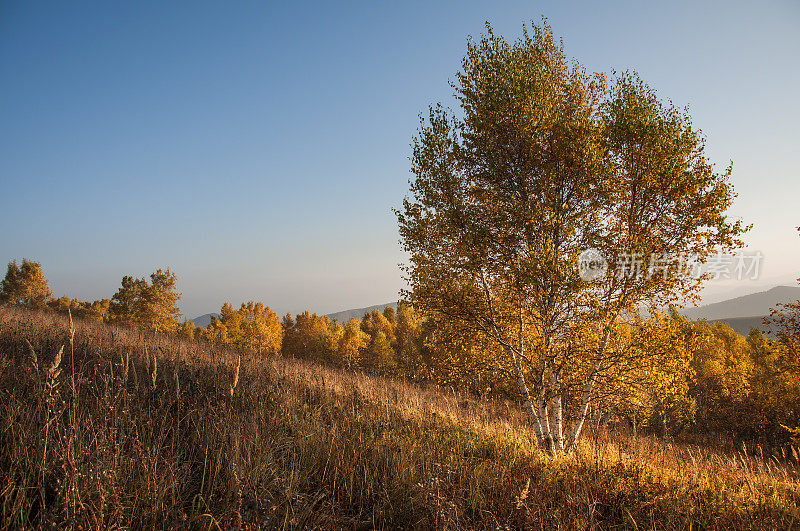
left=1, top=306, right=798, bottom=529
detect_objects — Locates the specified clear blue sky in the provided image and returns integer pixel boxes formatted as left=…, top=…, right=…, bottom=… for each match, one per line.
left=1, top=1, right=798, bottom=318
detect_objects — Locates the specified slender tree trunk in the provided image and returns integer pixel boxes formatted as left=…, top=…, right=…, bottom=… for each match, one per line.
left=566, top=374, right=596, bottom=454
left=550, top=374, right=564, bottom=452
left=537, top=362, right=556, bottom=455
left=509, top=352, right=545, bottom=445
left=566, top=327, right=612, bottom=454
left=538, top=392, right=555, bottom=455
left=509, top=307, right=548, bottom=450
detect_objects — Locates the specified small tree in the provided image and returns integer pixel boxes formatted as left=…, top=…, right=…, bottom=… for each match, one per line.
left=141, top=269, right=182, bottom=332
left=177, top=319, right=197, bottom=341
left=339, top=319, right=368, bottom=369
left=219, top=301, right=284, bottom=355
left=394, top=302, right=426, bottom=378
left=369, top=331, right=397, bottom=374
left=283, top=311, right=338, bottom=361
left=109, top=276, right=147, bottom=324
left=109, top=269, right=182, bottom=332
left=0, top=259, right=52, bottom=308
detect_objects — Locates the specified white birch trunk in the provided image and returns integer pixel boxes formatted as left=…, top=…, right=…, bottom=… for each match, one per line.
left=566, top=374, right=596, bottom=454
left=550, top=373, right=564, bottom=452
left=565, top=328, right=611, bottom=454
left=510, top=307, right=549, bottom=450
left=511, top=356, right=546, bottom=446
left=538, top=393, right=555, bottom=455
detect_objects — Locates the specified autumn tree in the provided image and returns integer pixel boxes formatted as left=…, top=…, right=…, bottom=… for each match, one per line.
left=177, top=319, right=197, bottom=341
left=48, top=296, right=110, bottom=322
left=397, top=21, right=745, bottom=454
left=562, top=72, right=748, bottom=449
left=0, top=259, right=52, bottom=308
left=394, top=302, right=426, bottom=378
left=422, top=311, right=515, bottom=396
left=383, top=305, right=396, bottom=324
left=203, top=317, right=229, bottom=344
left=338, top=318, right=368, bottom=368
left=109, top=276, right=146, bottom=324
left=48, top=296, right=82, bottom=314
left=215, top=301, right=283, bottom=355
left=368, top=331, right=396, bottom=374
left=109, top=269, right=182, bottom=332
left=81, top=298, right=111, bottom=322
left=283, top=311, right=339, bottom=361
left=762, top=227, right=800, bottom=440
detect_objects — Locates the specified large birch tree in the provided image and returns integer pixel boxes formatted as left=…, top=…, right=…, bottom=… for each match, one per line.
left=397, top=21, right=746, bottom=455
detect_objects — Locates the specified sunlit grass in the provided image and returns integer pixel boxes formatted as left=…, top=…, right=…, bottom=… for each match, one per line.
left=0, top=307, right=797, bottom=529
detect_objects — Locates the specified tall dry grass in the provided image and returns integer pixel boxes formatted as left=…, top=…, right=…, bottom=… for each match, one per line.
left=0, top=306, right=798, bottom=529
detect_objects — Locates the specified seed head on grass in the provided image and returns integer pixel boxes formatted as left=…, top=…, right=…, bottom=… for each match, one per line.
left=229, top=354, right=241, bottom=397
left=151, top=349, right=158, bottom=390
left=68, top=309, right=74, bottom=348
left=120, top=348, right=130, bottom=383
left=48, top=345, right=63, bottom=380
left=25, top=339, right=39, bottom=374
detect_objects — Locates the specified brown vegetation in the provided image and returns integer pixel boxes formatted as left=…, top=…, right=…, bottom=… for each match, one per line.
left=1, top=307, right=798, bottom=529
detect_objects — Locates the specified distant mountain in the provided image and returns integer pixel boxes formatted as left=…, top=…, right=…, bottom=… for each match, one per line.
left=190, top=313, right=219, bottom=328
left=188, top=286, right=800, bottom=336
left=675, top=285, right=800, bottom=337
left=708, top=315, right=780, bottom=337
left=681, top=286, right=800, bottom=321
left=326, top=302, right=397, bottom=323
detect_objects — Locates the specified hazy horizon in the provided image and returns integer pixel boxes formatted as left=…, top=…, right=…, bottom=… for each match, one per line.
left=2, top=1, right=798, bottom=318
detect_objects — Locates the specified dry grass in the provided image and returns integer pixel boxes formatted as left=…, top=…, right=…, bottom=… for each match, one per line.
left=0, top=307, right=798, bottom=529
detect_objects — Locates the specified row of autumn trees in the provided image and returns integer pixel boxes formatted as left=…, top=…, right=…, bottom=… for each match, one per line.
left=3, top=256, right=800, bottom=446
left=0, top=258, right=425, bottom=375
left=201, top=301, right=424, bottom=375
left=0, top=260, right=184, bottom=333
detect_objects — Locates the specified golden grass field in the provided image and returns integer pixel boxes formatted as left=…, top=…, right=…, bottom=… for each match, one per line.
left=1, top=307, right=798, bottom=529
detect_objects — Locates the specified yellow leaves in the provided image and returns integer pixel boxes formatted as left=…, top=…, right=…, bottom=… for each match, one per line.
left=109, top=269, right=181, bottom=333
left=0, top=259, right=52, bottom=308
left=215, top=301, right=283, bottom=355
left=338, top=319, right=368, bottom=368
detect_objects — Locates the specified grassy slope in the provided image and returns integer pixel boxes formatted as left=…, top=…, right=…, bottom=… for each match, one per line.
left=0, top=308, right=798, bottom=529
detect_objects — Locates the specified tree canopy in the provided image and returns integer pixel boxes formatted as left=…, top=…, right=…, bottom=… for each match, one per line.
left=0, top=259, right=52, bottom=308
left=109, top=269, right=182, bottom=333
left=397, top=21, right=746, bottom=454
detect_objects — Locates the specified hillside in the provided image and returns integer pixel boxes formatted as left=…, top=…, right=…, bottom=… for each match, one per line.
left=682, top=285, right=800, bottom=321
left=190, top=312, right=220, bottom=328
left=709, top=315, right=781, bottom=337
left=320, top=285, right=800, bottom=337
left=326, top=302, right=396, bottom=323
left=191, top=304, right=398, bottom=329
left=1, top=307, right=798, bottom=528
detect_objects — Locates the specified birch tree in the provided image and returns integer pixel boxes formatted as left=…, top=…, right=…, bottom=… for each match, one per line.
left=397, top=21, right=745, bottom=455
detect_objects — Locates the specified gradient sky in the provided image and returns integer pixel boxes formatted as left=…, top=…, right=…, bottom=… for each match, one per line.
left=1, top=1, right=798, bottom=318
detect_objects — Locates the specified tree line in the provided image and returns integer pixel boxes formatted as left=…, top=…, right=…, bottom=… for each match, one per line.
left=2, top=257, right=800, bottom=448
